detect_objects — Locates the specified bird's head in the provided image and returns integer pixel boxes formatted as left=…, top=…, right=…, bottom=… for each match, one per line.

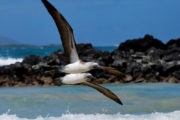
left=85, top=73, right=96, bottom=81
left=86, top=62, right=101, bottom=70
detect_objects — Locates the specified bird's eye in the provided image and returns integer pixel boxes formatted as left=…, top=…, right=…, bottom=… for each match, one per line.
left=87, top=75, right=96, bottom=80
left=87, top=75, right=92, bottom=79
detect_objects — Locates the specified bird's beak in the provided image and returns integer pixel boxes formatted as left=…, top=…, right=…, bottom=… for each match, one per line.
left=88, top=75, right=97, bottom=80
left=91, top=76, right=96, bottom=80
left=93, top=65, right=102, bottom=70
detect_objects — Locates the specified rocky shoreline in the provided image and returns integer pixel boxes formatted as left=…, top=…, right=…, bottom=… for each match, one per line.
left=0, top=35, right=179, bottom=87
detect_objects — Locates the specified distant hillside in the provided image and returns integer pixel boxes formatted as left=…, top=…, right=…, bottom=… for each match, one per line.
left=0, top=37, right=61, bottom=48
left=0, top=36, right=38, bottom=48
left=0, top=36, right=20, bottom=46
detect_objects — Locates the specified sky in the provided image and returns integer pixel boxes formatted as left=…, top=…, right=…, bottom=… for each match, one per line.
left=0, top=0, right=180, bottom=46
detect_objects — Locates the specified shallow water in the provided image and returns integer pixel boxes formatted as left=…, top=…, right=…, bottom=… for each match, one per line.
left=0, top=83, right=179, bottom=119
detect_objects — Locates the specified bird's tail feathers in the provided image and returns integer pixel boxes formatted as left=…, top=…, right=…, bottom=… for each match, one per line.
left=102, top=66, right=125, bottom=78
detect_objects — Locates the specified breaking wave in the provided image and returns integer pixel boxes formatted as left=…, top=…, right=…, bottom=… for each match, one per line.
left=0, top=111, right=179, bottom=120
left=0, top=57, right=23, bottom=66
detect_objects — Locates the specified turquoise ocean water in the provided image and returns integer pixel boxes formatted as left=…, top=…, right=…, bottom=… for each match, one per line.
left=0, top=83, right=179, bottom=120
left=0, top=46, right=115, bottom=58
left=0, top=46, right=180, bottom=119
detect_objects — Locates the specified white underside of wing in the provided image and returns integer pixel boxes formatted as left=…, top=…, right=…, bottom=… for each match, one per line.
left=70, top=47, right=79, bottom=63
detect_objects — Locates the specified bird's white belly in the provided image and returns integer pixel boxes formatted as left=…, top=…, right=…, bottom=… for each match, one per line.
left=62, top=62, right=90, bottom=73
left=61, top=73, right=88, bottom=84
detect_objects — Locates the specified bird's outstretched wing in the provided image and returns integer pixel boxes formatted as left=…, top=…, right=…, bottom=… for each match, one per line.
left=42, top=0, right=79, bottom=63
left=81, top=81, right=123, bottom=105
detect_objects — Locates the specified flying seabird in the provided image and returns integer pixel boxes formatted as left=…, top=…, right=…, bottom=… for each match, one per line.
left=41, top=0, right=123, bottom=105
left=41, top=0, right=124, bottom=77
left=61, top=73, right=122, bottom=105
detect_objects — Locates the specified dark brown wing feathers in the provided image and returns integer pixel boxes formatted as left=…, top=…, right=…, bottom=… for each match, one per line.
left=42, top=0, right=79, bottom=63
left=81, top=81, right=123, bottom=105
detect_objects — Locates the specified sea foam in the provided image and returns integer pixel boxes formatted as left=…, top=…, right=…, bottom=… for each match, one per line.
left=0, top=57, right=23, bottom=66
left=0, top=111, right=179, bottom=120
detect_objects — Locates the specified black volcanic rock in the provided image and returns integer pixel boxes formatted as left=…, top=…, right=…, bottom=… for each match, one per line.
left=77, top=43, right=93, bottom=51
left=76, top=43, right=112, bottom=66
left=117, top=34, right=166, bottom=52
left=22, top=55, right=42, bottom=65
left=111, top=35, right=180, bottom=82
left=166, top=38, right=180, bottom=48
left=161, top=48, right=180, bottom=62
left=44, top=50, right=64, bottom=65
left=0, top=35, right=180, bottom=87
